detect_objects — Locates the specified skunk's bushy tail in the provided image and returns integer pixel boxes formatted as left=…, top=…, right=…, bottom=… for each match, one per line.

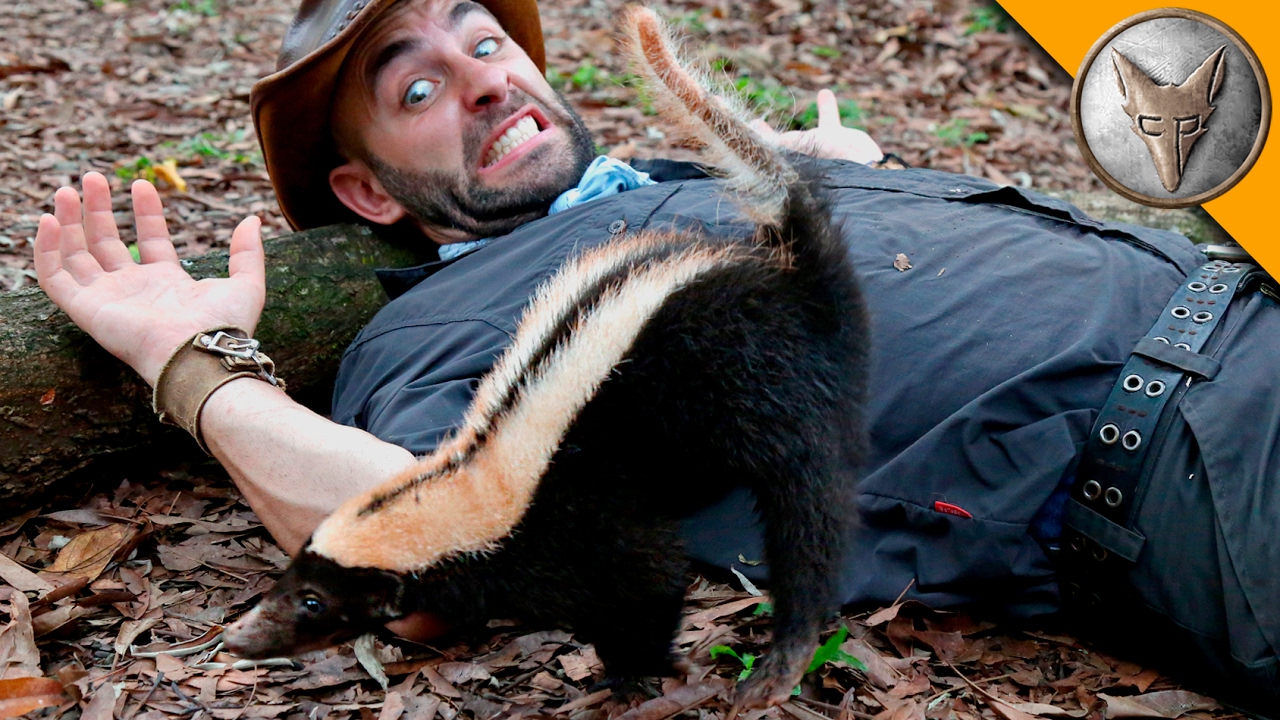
left=622, top=7, right=797, bottom=226
left=622, top=6, right=853, bottom=298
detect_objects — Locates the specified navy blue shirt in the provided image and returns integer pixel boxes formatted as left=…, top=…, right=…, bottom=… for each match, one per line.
left=332, top=160, right=1204, bottom=617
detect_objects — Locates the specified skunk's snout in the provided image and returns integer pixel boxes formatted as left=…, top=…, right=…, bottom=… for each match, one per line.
left=223, top=602, right=296, bottom=660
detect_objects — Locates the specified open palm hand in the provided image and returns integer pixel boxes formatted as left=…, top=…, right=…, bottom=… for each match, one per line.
left=33, top=173, right=266, bottom=387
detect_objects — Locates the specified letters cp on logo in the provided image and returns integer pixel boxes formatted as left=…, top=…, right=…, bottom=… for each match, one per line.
left=1071, top=9, right=1270, bottom=208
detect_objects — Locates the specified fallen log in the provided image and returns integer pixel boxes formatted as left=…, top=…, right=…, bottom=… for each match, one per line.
left=0, top=224, right=418, bottom=509
left=0, top=195, right=1230, bottom=514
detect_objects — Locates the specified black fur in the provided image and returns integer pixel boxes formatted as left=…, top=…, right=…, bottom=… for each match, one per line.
left=226, top=164, right=869, bottom=701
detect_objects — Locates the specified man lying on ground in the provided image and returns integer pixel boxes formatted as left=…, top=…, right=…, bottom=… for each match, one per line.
left=30, top=0, right=1280, bottom=711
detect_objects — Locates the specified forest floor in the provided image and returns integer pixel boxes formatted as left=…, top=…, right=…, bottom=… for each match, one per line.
left=0, top=0, right=1248, bottom=719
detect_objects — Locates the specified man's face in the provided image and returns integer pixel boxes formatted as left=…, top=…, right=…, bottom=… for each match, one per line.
left=331, top=0, right=595, bottom=240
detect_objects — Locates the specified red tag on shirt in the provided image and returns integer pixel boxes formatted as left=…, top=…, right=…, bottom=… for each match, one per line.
left=934, top=501, right=973, bottom=519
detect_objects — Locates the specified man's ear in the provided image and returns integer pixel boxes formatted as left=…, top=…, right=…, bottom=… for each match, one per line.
left=330, top=161, right=408, bottom=226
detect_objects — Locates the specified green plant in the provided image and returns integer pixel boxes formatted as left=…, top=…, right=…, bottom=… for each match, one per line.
left=570, top=62, right=605, bottom=91
left=753, top=602, right=774, bottom=616
left=709, top=645, right=757, bottom=681
left=795, top=97, right=865, bottom=130
left=171, top=0, right=218, bottom=16
left=811, top=46, right=840, bottom=59
left=115, top=156, right=155, bottom=182
left=733, top=77, right=795, bottom=119
left=669, top=9, right=707, bottom=33
left=806, top=625, right=865, bottom=674
left=934, top=118, right=989, bottom=148
left=965, top=4, right=1008, bottom=34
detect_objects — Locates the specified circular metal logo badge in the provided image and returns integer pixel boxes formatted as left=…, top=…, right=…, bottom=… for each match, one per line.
left=1071, top=9, right=1270, bottom=208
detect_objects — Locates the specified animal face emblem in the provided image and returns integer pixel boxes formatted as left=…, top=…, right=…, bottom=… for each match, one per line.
left=1112, top=46, right=1226, bottom=192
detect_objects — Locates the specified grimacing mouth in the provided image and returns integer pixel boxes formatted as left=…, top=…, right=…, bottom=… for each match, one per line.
left=477, top=104, right=551, bottom=171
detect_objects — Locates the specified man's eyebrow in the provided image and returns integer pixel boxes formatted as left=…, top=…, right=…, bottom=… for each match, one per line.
left=447, top=1, right=493, bottom=30
left=363, top=2, right=496, bottom=93
left=366, top=38, right=421, bottom=94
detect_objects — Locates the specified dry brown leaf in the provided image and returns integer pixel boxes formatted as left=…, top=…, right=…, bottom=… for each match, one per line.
left=420, top=663, right=462, bottom=698
left=0, top=676, right=67, bottom=718
left=888, top=671, right=930, bottom=698
left=30, top=604, right=89, bottom=637
left=612, top=679, right=727, bottom=720
left=893, top=253, right=913, bottom=271
left=841, top=638, right=901, bottom=689
left=355, top=633, right=389, bottom=690
left=1116, top=668, right=1161, bottom=693
left=866, top=602, right=904, bottom=627
left=79, top=682, right=117, bottom=720
left=1010, top=701, right=1088, bottom=718
left=44, top=523, right=137, bottom=583
left=377, top=690, right=406, bottom=720
left=0, top=554, right=53, bottom=594
left=1099, top=691, right=1220, bottom=719
left=681, top=596, right=764, bottom=628
left=987, top=697, right=1044, bottom=720
left=436, top=661, right=491, bottom=685
left=553, top=688, right=613, bottom=715
left=0, top=590, right=40, bottom=681
left=557, top=646, right=602, bottom=682
left=113, top=618, right=161, bottom=657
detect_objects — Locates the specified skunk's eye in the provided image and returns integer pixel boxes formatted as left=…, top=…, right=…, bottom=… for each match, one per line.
left=301, top=595, right=325, bottom=614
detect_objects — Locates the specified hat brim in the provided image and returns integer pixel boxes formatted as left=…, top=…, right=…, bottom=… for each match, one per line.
left=250, top=0, right=546, bottom=231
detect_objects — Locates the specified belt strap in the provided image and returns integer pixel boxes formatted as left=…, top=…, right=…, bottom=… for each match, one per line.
left=1063, top=259, right=1261, bottom=563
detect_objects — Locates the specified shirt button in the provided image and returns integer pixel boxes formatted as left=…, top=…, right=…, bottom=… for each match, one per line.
left=608, top=219, right=627, bottom=235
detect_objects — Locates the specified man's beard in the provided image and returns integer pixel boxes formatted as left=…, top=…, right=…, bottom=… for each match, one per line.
left=366, top=89, right=596, bottom=240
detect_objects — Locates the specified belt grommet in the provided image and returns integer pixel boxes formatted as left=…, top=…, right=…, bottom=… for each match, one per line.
left=1082, top=479, right=1103, bottom=500
left=1091, top=547, right=1109, bottom=563
left=1187, top=281, right=1207, bottom=292
left=1104, top=486, right=1124, bottom=507
left=1192, top=311, right=1213, bottom=323
left=1209, top=283, right=1228, bottom=294
left=1121, top=429, right=1142, bottom=451
left=1122, top=374, right=1144, bottom=392
left=1069, top=535, right=1087, bottom=553
left=1171, top=306, right=1191, bottom=319
left=608, top=219, right=628, bottom=235
left=1144, top=379, right=1166, bottom=397
left=1153, top=336, right=1170, bottom=344
left=1099, top=423, right=1120, bottom=445
left=1175, top=342, right=1192, bottom=351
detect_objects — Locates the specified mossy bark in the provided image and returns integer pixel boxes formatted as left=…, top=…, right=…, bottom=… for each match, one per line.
left=0, top=224, right=418, bottom=508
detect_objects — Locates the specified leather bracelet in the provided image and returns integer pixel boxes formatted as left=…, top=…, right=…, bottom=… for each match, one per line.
left=152, top=326, right=286, bottom=454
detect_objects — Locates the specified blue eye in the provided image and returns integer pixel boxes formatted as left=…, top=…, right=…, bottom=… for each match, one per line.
left=403, top=79, right=435, bottom=106
left=301, top=596, right=325, bottom=614
left=474, top=38, right=498, bottom=58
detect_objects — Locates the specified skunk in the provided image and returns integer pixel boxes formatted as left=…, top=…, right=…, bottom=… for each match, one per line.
left=224, top=7, right=869, bottom=710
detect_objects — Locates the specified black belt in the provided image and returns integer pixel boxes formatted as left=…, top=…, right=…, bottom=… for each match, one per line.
left=1060, top=258, right=1264, bottom=596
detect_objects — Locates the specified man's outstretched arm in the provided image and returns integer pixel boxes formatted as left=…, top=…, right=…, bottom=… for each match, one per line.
left=34, top=172, right=416, bottom=554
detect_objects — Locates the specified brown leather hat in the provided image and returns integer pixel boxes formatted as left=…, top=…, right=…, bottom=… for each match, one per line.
left=250, top=0, right=545, bottom=231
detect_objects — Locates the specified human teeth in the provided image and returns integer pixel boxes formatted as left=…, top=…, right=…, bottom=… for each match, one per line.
left=483, top=116, right=542, bottom=167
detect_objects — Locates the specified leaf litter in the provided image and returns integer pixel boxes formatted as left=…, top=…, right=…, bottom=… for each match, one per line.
left=0, top=0, right=1250, bottom=718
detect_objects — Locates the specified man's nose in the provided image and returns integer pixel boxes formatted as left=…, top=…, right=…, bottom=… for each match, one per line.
left=456, top=56, right=508, bottom=112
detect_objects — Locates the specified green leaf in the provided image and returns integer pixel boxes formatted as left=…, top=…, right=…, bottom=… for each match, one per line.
left=128, top=244, right=140, bottom=263
left=806, top=625, right=850, bottom=674
left=811, top=46, right=840, bottom=59
left=753, top=602, right=774, bottom=616
left=709, top=645, right=742, bottom=663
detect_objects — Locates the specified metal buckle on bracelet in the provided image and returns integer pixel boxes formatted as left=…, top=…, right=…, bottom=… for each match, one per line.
left=194, top=331, right=284, bottom=388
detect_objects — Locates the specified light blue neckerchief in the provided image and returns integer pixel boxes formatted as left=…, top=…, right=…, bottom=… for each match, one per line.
left=437, top=156, right=656, bottom=261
